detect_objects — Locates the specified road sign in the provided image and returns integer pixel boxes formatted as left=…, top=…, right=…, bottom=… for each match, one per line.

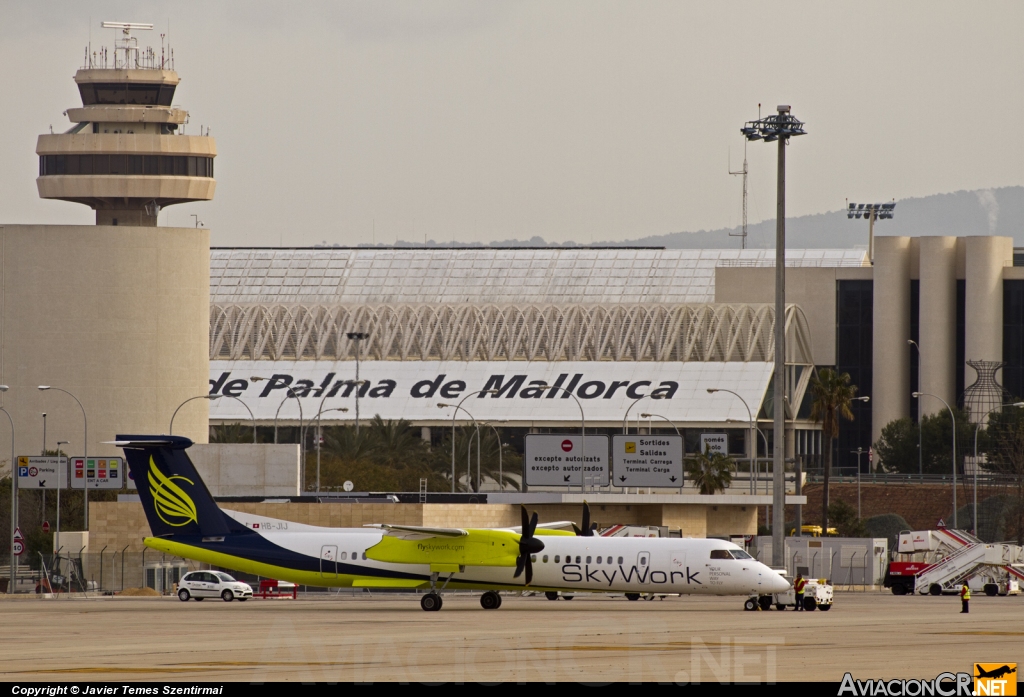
left=523, top=434, right=608, bottom=487
left=12, top=541, right=24, bottom=556
left=612, top=435, right=684, bottom=488
left=699, top=433, right=728, bottom=456
left=42, top=521, right=50, bottom=534
left=16, top=457, right=67, bottom=489
left=69, top=456, right=125, bottom=489
left=12, top=527, right=23, bottom=542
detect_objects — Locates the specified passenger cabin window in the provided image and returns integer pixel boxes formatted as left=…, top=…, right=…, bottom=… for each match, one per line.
left=554, top=555, right=560, bottom=563
left=709, top=550, right=733, bottom=560
left=596, top=556, right=602, bottom=564
left=576, top=556, right=581, bottom=563
left=586, top=556, right=592, bottom=564
left=542, top=555, right=549, bottom=563
left=617, top=557, right=623, bottom=564
left=340, top=552, right=347, bottom=560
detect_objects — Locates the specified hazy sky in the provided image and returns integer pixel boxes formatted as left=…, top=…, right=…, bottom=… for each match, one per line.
left=2, top=1, right=1021, bottom=246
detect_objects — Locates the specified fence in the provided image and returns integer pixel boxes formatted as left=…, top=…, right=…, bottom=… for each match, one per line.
left=752, top=536, right=889, bottom=587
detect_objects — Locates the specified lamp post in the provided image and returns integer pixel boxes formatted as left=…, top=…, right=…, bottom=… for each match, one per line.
left=346, top=332, right=369, bottom=434
left=908, top=340, right=923, bottom=476
left=218, top=395, right=257, bottom=444
left=848, top=202, right=895, bottom=265
left=312, top=406, right=348, bottom=495
left=972, top=402, right=1024, bottom=536
left=38, top=387, right=88, bottom=529
left=708, top=388, right=756, bottom=495
left=913, top=391, right=958, bottom=528
left=437, top=402, right=482, bottom=492
left=481, top=421, right=508, bottom=491
left=622, top=394, right=661, bottom=435
left=170, top=394, right=221, bottom=435
left=742, top=104, right=806, bottom=562
left=538, top=384, right=587, bottom=492
left=55, top=441, right=68, bottom=564
left=727, top=418, right=771, bottom=494
left=251, top=378, right=306, bottom=489
left=438, top=390, right=495, bottom=493
left=0, top=386, right=14, bottom=593
left=639, top=413, right=681, bottom=438
left=850, top=447, right=866, bottom=518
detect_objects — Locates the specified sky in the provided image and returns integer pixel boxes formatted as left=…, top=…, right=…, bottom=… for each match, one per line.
left=1, top=1, right=1022, bottom=247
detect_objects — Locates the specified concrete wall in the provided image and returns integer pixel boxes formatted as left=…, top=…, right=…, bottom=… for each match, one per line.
left=0, top=224, right=210, bottom=458
left=189, top=443, right=301, bottom=497
left=964, top=236, right=1013, bottom=375
left=918, top=237, right=959, bottom=415
left=872, top=236, right=912, bottom=448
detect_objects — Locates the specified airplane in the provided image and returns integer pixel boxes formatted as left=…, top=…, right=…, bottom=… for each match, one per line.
left=976, top=666, right=1016, bottom=680
left=117, top=434, right=790, bottom=611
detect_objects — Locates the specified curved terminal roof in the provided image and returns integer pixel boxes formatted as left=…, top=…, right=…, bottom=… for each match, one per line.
left=210, top=247, right=866, bottom=306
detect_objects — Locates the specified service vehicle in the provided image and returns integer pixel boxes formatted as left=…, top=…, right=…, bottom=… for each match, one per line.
left=747, top=569, right=833, bottom=611
left=884, top=528, right=1024, bottom=596
left=177, top=570, right=253, bottom=602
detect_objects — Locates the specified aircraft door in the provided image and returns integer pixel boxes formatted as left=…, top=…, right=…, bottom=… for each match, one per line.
left=321, top=545, right=338, bottom=578
left=637, top=551, right=651, bottom=578
left=671, top=552, right=688, bottom=590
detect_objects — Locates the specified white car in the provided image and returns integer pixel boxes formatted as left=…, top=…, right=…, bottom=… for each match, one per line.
left=177, top=571, right=253, bottom=602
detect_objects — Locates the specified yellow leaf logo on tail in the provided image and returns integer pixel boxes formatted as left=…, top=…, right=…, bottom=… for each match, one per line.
left=148, top=456, right=198, bottom=527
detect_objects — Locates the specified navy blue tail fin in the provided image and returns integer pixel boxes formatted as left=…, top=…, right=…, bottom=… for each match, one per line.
left=117, top=435, right=230, bottom=538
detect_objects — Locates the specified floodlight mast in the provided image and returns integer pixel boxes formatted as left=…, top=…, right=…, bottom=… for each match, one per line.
left=741, top=105, right=806, bottom=565
left=848, top=201, right=896, bottom=264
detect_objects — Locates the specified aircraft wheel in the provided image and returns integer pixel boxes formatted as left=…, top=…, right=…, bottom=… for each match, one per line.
left=420, top=593, right=442, bottom=612
left=222, top=590, right=234, bottom=602
left=625, top=593, right=641, bottom=601
left=743, top=598, right=758, bottom=611
left=177, top=589, right=190, bottom=602
left=480, top=591, right=501, bottom=610
left=803, top=596, right=817, bottom=611
left=775, top=603, right=787, bottom=611
left=545, top=591, right=559, bottom=601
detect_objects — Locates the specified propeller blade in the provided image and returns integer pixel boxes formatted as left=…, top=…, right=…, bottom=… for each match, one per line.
left=571, top=523, right=583, bottom=536
left=528, top=511, right=538, bottom=538
left=514, top=555, right=525, bottom=579
left=520, top=504, right=530, bottom=533
left=524, top=556, right=533, bottom=586
left=581, top=501, right=592, bottom=537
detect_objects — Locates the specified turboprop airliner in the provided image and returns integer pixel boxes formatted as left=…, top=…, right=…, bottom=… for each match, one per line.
left=118, top=435, right=790, bottom=611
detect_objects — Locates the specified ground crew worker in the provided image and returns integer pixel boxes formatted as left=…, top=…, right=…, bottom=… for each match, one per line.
left=960, top=583, right=970, bottom=614
left=794, top=574, right=806, bottom=611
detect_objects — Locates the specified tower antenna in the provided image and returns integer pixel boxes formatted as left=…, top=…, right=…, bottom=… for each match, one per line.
left=729, top=140, right=749, bottom=249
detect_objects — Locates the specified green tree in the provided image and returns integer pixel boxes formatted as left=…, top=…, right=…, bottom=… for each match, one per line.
left=685, top=447, right=735, bottom=495
left=828, top=499, right=866, bottom=537
left=873, top=418, right=919, bottom=473
left=809, top=368, right=858, bottom=533
left=980, top=406, right=1024, bottom=545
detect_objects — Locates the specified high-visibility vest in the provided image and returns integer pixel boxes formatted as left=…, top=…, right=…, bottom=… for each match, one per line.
left=961, top=587, right=970, bottom=600
left=795, top=578, right=807, bottom=593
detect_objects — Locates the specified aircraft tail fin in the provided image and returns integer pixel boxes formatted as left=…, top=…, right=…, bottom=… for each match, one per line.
left=116, top=435, right=230, bottom=538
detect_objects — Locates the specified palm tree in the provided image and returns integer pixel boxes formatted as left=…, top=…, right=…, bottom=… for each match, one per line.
left=809, top=368, right=858, bottom=533
left=686, top=446, right=735, bottom=495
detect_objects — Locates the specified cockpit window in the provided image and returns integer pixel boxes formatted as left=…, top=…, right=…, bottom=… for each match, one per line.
left=709, top=550, right=732, bottom=559
left=730, top=550, right=753, bottom=560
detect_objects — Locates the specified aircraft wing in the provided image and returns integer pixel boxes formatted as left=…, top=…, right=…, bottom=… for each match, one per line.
left=366, top=524, right=468, bottom=540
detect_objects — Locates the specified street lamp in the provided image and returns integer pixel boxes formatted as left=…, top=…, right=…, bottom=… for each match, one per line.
left=639, top=413, right=681, bottom=438
left=346, top=332, right=370, bottom=434
left=312, top=406, right=348, bottom=495
left=38, top=387, right=89, bottom=530
left=913, top=391, right=958, bottom=528
left=742, top=104, right=806, bottom=561
left=708, top=388, right=756, bottom=495
left=537, top=384, right=587, bottom=493
left=972, top=401, right=1024, bottom=536
left=727, top=418, right=771, bottom=494
left=0, top=386, right=16, bottom=594
left=437, top=402, right=482, bottom=492
left=438, top=390, right=495, bottom=492
left=850, top=447, right=866, bottom=519
left=908, top=340, right=923, bottom=476
left=170, top=394, right=222, bottom=435
left=481, top=421, right=508, bottom=491
left=847, top=201, right=895, bottom=265
left=622, top=394, right=662, bottom=435
left=252, top=378, right=307, bottom=489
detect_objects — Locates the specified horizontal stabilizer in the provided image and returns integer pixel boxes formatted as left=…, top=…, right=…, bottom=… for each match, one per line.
left=366, top=524, right=467, bottom=540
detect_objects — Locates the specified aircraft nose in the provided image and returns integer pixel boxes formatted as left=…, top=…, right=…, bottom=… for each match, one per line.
left=765, top=566, right=791, bottom=592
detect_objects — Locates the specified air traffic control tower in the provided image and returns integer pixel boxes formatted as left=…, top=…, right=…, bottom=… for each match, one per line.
left=1, top=22, right=212, bottom=463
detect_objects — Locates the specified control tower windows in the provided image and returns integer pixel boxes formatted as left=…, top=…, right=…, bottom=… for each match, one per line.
left=40, top=155, right=213, bottom=178
left=78, top=82, right=175, bottom=106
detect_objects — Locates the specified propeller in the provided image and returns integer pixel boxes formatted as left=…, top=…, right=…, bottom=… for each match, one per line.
left=513, top=505, right=545, bottom=585
left=572, top=501, right=598, bottom=537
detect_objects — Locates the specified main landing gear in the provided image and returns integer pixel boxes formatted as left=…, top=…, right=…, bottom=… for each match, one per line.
left=480, top=591, right=502, bottom=610
left=421, top=593, right=443, bottom=612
